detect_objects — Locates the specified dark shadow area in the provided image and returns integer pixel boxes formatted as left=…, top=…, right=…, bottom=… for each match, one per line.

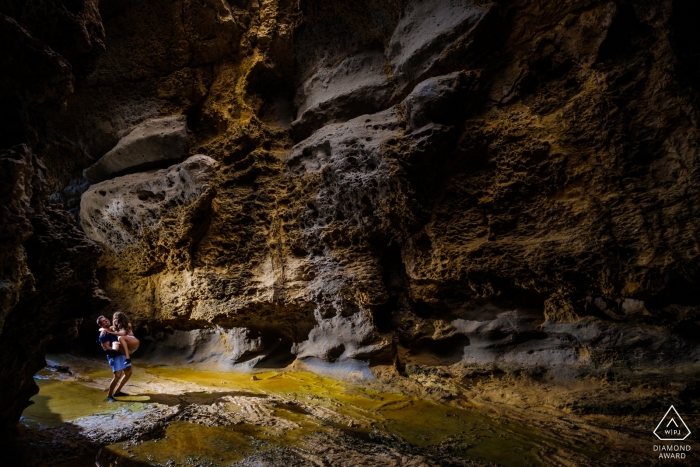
left=20, top=393, right=58, bottom=426
left=671, top=0, right=700, bottom=94
left=325, top=344, right=346, bottom=363
left=254, top=341, right=298, bottom=369
left=246, top=61, right=295, bottom=130
left=272, top=401, right=310, bottom=416
left=672, top=320, right=700, bottom=344
left=108, top=156, right=187, bottom=179
left=3, top=420, right=155, bottom=467
left=408, top=334, right=471, bottom=366
left=645, top=270, right=700, bottom=310
left=482, top=329, right=548, bottom=345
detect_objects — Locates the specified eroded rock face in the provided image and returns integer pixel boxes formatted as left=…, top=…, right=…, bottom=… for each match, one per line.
left=138, top=327, right=296, bottom=370
left=290, top=0, right=491, bottom=138
left=0, top=146, right=104, bottom=433
left=5, top=0, right=700, bottom=433
left=386, top=0, right=490, bottom=87
left=65, top=0, right=700, bottom=384
left=0, top=146, right=45, bottom=333
left=81, top=155, right=216, bottom=259
left=83, top=115, right=189, bottom=183
left=0, top=0, right=106, bottom=434
left=403, top=71, right=474, bottom=129
left=292, top=50, right=396, bottom=139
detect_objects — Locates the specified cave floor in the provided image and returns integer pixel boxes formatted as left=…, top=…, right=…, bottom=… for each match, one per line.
left=11, top=354, right=682, bottom=466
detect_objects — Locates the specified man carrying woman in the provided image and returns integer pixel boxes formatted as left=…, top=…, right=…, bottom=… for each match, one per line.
left=96, top=312, right=140, bottom=402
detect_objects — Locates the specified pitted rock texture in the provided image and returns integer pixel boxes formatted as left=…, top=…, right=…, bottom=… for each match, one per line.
left=80, top=155, right=216, bottom=260
left=0, top=147, right=104, bottom=434
left=83, top=115, right=189, bottom=183
left=0, top=146, right=43, bottom=330
left=0, top=0, right=106, bottom=434
left=5, top=0, right=700, bottom=432
left=63, top=0, right=700, bottom=383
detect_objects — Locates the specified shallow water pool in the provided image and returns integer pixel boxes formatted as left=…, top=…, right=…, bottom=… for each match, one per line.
left=22, top=358, right=598, bottom=466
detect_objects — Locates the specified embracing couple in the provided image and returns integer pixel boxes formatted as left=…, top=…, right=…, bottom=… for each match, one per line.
left=96, top=312, right=140, bottom=402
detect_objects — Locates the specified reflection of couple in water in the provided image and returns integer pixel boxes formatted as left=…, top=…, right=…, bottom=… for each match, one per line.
left=96, top=312, right=140, bottom=402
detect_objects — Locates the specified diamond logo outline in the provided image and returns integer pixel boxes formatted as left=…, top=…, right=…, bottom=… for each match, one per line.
left=654, top=405, right=691, bottom=441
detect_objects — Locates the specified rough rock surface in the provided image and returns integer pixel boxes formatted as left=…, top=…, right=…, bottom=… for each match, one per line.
left=386, top=0, right=491, bottom=88
left=0, top=0, right=106, bottom=434
left=138, top=326, right=295, bottom=370
left=403, top=71, right=474, bottom=129
left=10, top=357, right=667, bottom=466
left=290, top=0, right=491, bottom=139
left=83, top=115, right=189, bottom=183
left=292, top=50, right=396, bottom=140
left=62, top=0, right=700, bottom=383
left=81, top=155, right=217, bottom=259
left=4, top=0, right=700, bottom=440
left=0, top=146, right=104, bottom=434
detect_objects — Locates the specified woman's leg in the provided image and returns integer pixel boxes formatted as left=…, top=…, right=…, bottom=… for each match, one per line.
left=118, top=335, right=140, bottom=357
left=117, top=336, right=131, bottom=360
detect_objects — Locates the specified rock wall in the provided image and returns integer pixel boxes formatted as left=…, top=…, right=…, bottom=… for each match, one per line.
left=0, top=1, right=107, bottom=433
left=3, top=0, right=700, bottom=430
left=63, top=0, right=700, bottom=382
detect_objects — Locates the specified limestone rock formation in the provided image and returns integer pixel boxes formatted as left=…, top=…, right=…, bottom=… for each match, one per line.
left=83, top=115, right=189, bottom=183
left=403, top=71, right=474, bottom=129
left=81, top=155, right=217, bottom=259
left=60, top=0, right=700, bottom=382
left=3, top=0, right=700, bottom=436
left=290, top=0, right=492, bottom=139
left=0, top=0, right=106, bottom=434
left=0, top=146, right=45, bottom=333
left=386, top=0, right=491, bottom=88
left=139, top=326, right=295, bottom=370
left=0, top=145, right=104, bottom=433
left=292, top=50, right=396, bottom=140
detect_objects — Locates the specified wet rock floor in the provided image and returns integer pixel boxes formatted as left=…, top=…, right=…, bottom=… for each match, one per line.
left=10, top=355, right=694, bottom=466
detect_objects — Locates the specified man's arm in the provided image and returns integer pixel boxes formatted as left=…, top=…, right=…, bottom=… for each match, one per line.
left=99, top=330, right=114, bottom=351
left=102, top=328, right=128, bottom=337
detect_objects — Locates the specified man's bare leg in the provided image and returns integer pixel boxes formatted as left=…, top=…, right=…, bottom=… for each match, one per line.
left=114, top=366, right=133, bottom=395
left=107, top=370, right=123, bottom=401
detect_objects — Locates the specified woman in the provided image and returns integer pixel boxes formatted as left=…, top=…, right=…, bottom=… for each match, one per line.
left=101, top=312, right=140, bottom=364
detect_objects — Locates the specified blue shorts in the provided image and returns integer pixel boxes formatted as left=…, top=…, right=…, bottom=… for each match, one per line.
left=107, top=354, right=131, bottom=373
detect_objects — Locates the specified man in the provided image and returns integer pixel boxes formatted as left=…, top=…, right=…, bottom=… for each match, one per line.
left=97, top=315, right=132, bottom=402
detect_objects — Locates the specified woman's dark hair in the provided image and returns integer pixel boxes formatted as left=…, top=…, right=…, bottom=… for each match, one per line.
left=113, top=312, right=131, bottom=332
